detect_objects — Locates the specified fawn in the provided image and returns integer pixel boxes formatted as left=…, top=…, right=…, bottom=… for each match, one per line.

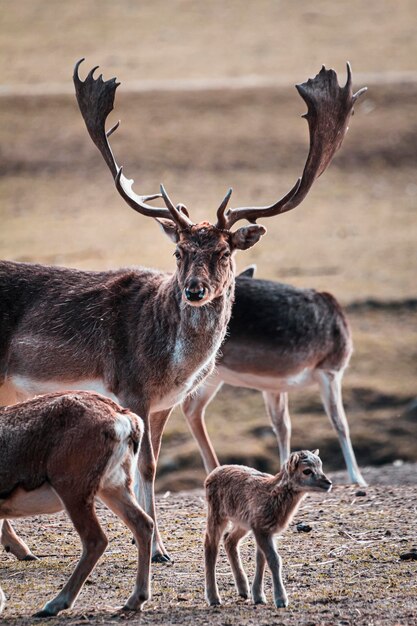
left=204, top=449, right=332, bottom=608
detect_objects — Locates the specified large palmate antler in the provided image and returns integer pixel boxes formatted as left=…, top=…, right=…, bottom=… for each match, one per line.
left=73, top=59, right=192, bottom=228
left=216, top=63, right=367, bottom=229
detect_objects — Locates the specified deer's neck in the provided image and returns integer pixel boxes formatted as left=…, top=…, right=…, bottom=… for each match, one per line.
left=145, top=273, right=234, bottom=412
left=167, top=274, right=234, bottom=369
left=268, top=473, right=306, bottom=531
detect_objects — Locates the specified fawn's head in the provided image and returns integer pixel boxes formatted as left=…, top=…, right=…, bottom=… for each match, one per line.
left=74, top=59, right=366, bottom=307
left=285, top=449, right=332, bottom=493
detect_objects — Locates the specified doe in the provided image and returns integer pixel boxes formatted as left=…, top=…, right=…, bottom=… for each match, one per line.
left=204, top=449, right=332, bottom=608
left=0, top=391, right=153, bottom=617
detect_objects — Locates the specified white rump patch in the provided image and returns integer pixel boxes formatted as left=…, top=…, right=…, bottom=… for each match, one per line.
left=101, top=412, right=141, bottom=489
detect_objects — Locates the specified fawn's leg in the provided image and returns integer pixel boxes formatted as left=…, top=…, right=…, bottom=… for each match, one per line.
left=34, top=497, right=108, bottom=617
left=223, top=525, right=249, bottom=599
left=1, top=520, right=38, bottom=561
left=204, top=510, right=227, bottom=606
left=263, top=392, right=291, bottom=466
left=316, top=369, right=367, bottom=486
left=252, top=545, right=267, bottom=604
left=99, top=485, right=153, bottom=610
left=254, top=531, right=288, bottom=608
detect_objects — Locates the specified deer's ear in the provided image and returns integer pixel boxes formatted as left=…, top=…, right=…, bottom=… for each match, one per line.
left=312, top=449, right=320, bottom=456
left=238, top=264, right=257, bottom=278
left=231, top=225, right=266, bottom=250
left=156, top=218, right=179, bottom=243
left=288, top=452, right=300, bottom=473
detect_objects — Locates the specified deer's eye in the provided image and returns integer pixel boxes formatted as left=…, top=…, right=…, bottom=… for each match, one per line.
left=174, top=251, right=181, bottom=260
left=303, top=469, right=312, bottom=475
left=220, top=251, right=231, bottom=260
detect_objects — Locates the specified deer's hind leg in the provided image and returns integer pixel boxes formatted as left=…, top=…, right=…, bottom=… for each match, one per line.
left=34, top=495, right=108, bottom=617
left=316, top=369, right=366, bottom=486
left=99, top=485, right=153, bottom=610
left=223, top=524, right=249, bottom=599
left=1, top=520, right=38, bottom=561
left=204, top=505, right=227, bottom=606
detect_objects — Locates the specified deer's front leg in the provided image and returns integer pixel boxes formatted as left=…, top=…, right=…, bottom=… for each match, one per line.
left=182, top=374, right=223, bottom=474
left=254, top=530, right=288, bottom=608
left=252, top=545, right=267, bottom=604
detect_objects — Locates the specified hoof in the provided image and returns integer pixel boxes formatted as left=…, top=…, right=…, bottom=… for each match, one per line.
left=152, top=553, right=171, bottom=563
left=254, top=597, right=267, bottom=605
left=121, top=605, right=141, bottom=613
left=209, top=599, right=221, bottom=607
left=33, top=609, right=56, bottom=618
left=23, top=553, right=39, bottom=562
left=275, top=597, right=288, bottom=609
left=238, top=592, right=249, bottom=600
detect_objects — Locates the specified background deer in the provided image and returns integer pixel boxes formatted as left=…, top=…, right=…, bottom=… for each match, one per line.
left=204, top=449, right=332, bottom=608
left=0, top=61, right=365, bottom=562
left=183, top=266, right=366, bottom=486
left=0, top=391, right=153, bottom=617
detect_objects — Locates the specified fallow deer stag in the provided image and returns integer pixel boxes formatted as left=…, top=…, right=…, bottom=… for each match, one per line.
left=0, top=60, right=366, bottom=562
left=183, top=267, right=367, bottom=486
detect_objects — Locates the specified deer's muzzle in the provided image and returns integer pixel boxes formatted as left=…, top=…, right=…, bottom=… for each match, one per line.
left=184, top=286, right=207, bottom=302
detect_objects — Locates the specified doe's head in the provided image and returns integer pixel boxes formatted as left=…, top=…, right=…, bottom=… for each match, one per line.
left=285, top=449, right=332, bottom=493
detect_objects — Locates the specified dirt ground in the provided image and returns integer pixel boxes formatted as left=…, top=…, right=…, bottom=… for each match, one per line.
left=1, top=464, right=416, bottom=626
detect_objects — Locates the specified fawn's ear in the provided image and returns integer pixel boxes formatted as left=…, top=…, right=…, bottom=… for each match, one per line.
left=156, top=218, right=179, bottom=243
left=311, top=449, right=320, bottom=456
left=288, top=452, right=300, bottom=473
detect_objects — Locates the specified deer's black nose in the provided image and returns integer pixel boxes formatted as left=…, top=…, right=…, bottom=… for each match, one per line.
left=185, top=287, right=206, bottom=301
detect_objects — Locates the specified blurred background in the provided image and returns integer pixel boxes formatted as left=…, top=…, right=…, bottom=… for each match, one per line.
left=1, top=1, right=416, bottom=489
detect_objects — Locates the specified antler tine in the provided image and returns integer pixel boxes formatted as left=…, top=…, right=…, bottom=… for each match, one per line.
left=216, top=64, right=366, bottom=229
left=74, top=59, right=191, bottom=225
left=216, top=188, right=233, bottom=230
left=160, top=184, right=193, bottom=228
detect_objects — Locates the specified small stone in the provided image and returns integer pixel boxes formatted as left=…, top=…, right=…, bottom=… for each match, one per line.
left=400, top=549, right=417, bottom=561
left=355, top=490, right=367, bottom=497
left=384, top=529, right=392, bottom=536
left=296, top=522, right=312, bottom=533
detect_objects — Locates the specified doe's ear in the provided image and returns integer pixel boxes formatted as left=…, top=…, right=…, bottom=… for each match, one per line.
left=155, top=218, right=179, bottom=243
left=311, top=449, right=320, bottom=456
left=231, top=224, right=266, bottom=250
left=238, top=264, right=257, bottom=278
